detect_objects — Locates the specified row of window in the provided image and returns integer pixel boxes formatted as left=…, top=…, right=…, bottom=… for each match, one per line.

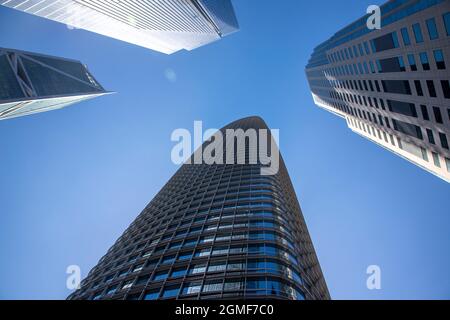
left=135, top=277, right=305, bottom=301
left=97, top=208, right=299, bottom=271
left=143, top=182, right=281, bottom=227
left=375, top=50, right=446, bottom=73
left=350, top=117, right=450, bottom=173
left=322, top=47, right=447, bottom=79
left=345, top=98, right=449, bottom=149
left=328, top=86, right=450, bottom=124
left=315, top=72, right=450, bottom=103
left=146, top=259, right=303, bottom=285
left=325, top=90, right=450, bottom=151
left=89, top=243, right=301, bottom=291
left=105, top=227, right=296, bottom=271
left=327, top=12, right=449, bottom=64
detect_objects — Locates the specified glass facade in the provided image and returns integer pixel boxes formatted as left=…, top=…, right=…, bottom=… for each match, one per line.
left=0, top=48, right=107, bottom=120
left=0, top=54, right=26, bottom=100
left=68, top=117, right=330, bottom=300
left=305, top=0, right=450, bottom=183
left=0, top=0, right=239, bottom=55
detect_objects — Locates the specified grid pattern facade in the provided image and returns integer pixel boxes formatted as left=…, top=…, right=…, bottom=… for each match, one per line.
left=0, top=47, right=107, bottom=120
left=68, top=117, right=330, bottom=301
left=0, top=0, right=239, bottom=54
left=306, top=0, right=450, bottom=182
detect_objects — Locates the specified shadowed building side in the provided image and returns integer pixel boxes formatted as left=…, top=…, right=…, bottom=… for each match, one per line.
left=0, top=48, right=109, bottom=120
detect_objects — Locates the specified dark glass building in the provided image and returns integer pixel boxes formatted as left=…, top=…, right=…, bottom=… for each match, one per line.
left=69, top=117, right=330, bottom=300
left=0, top=47, right=108, bottom=120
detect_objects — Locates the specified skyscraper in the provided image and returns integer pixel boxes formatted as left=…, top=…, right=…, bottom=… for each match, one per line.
left=68, top=117, right=330, bottom=300
left=0, top=48, right=108, bottom=120
left=306, top=0, right=450, bottom=182
left=0, top=0, right=239, bottom=54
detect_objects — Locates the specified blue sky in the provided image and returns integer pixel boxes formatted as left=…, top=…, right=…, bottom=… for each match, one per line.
left=0, top=0, right=449, bottom=300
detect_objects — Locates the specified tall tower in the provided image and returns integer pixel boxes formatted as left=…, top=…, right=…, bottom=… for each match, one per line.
left=68, top=117, right=330, bottom=300
left=0, top=0, right=239, bottom=54
left=0, top=48, right=108, bottom=120
left=306, top=0, right=450, bottom=182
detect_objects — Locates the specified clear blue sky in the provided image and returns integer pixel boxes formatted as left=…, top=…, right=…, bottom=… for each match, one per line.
left=0, top=0, right=449, bottom=300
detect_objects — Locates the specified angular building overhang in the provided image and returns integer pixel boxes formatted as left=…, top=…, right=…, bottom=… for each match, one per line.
left=0, top=0, right=240, bottom=54
left=0, top=47, right=109, bottom=120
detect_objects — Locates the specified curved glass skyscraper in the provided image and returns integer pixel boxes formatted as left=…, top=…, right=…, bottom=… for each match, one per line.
left=68, top=117, right=329, bottom=300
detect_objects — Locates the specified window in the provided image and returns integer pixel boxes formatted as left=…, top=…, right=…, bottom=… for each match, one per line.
left=377, top=57, right=405, bottom=72
left=171, top=267, right=187, bottom=278
left=126, top=293, right=141, bottom=300
left=202, top=281, right=224, bottom=293
left=208, top=262, right=227, bottom=272
left=401, top=27, right=411, bottom=45
left=224, top=280, right=244, bottom=291
left=426, top=129, right=435, bottom=144
left=144, top=290, right=159, bottom=300
left=426, top=18, right=439, bottom=40
left=371, top=32, right=398, bottom=52
left=364, top=41, right=370, bottom=55
left=118, top=269, right=129, bottom=277
left=408, top=54, right=417, bottom=71
left=392, top=119, right=423, bottom=140
left=92, top=292, right=102, bottom=300
left=388, top=100, right=417, bottom=117
left=136, top=275, right=150, bottom=285
left=427, top=81, right=437, bottom=98
left=106, top=286, right=117, bottom=295
left=189, top=264, right=206, bottom=275
left=375, top=81, right=381, bottom=92
left=376, top=60, right=382, bottom=73
left=182, top=282, right=202, bottom=295
left=132, top=264, right=144, bottom=273
left=153, top=270, right=168, bottom=281
left=161, top=255, right=176, bottom=265
left=444, top=12, right=450, bottom=36
left=420, top=52, right=430, bottom=70
left=433, top=50, right=446, bottom=70
left=122, top=280, right=133, bottom=290
left=433, top=107, right=443, bottom=124
left=432, top=153, right=441, bottom=167
left=178, top=251, right=193, bottom=261
left=369, top=61, right=375, bottom=73
left=358, top=43, right=364, bottom=56
left=414, top=80, right=424, bottom=96
left=382, top=80, right=411, bottom=95
left=441, top=80, right=450, bottom=99
left=183, top=239, right=197, bottom=247
left=162, top=285, right=180, bottom=298
left=439, top=132, right=449, bottom=149
left=412, top=23, right=424, bottom=43
left=421, top=105, right=430, bottom=120
left=169, top=242, right=182, bottom=249
left=446, top=158, right=450, bottom=173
